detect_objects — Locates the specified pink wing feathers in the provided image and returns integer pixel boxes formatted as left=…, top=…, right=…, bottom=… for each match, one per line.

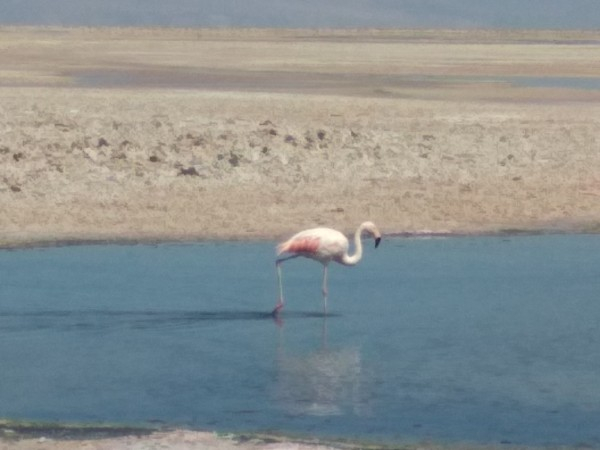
left=277, top=236, right=321, bottom=255
left=277, top=227, right=349, bottom=263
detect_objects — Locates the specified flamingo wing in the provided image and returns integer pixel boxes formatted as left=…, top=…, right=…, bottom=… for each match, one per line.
left=277, top=227, right=321, bottom=254
left=278, top=228, right=348, bottom=262
left=283, top=235, right=321, bottom=254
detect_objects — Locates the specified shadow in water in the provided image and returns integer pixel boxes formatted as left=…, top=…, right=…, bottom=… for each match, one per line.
left=274, top=316, right=372, bottom=417
left=0, top=309, right=340, bottom=332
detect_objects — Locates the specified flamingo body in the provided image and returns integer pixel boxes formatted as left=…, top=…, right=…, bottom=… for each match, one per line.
left=274, top=221, right=381, bottom=315
left=277, top=227, right=348, bottom=265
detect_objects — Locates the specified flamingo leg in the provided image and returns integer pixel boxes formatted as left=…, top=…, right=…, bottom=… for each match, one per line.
left=322, top=264, right=329, bottom=315
left=274, top=254, right=300, bottom=315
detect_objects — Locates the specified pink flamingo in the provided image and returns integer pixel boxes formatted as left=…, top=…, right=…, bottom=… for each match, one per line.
left=273, top=221, right=381, bottom=315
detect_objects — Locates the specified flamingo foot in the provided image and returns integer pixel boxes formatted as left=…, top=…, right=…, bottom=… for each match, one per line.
left=271, top=301, right=284, bottom=316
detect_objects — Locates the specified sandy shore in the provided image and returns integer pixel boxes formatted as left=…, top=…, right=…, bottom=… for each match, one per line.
left=0, top=422, right=572, bottom=450
left=0, top=429, right=512, bottom=450
left=1, top=429, right=346, bottom=450
left=0, top=425, right=345, bottom=450
left=2, top=27, right=600, bottom=247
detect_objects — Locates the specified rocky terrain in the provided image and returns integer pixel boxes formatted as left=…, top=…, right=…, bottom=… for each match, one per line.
left=2, top=87, right=600, bottom=247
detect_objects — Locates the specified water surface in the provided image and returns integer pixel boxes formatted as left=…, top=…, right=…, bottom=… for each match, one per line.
left=1, top=235, right=599, bottom=446
left=75, top=70, right=600, bottom=93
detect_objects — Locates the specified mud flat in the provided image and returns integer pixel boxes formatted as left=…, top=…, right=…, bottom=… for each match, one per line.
left=0, top=420, right=587, bottom=450
left=1, top=27, right=600, bottom=246
left=3, top=87, right=600, bottom=248
left=0, top=421, right=343, bottom=450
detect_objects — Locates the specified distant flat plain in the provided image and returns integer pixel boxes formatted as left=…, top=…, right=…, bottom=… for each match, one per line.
left=1, top=27, right=600, bottom=247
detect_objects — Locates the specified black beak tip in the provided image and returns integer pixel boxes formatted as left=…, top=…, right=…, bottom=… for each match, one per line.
left=375, top=237, right=381, bottom=248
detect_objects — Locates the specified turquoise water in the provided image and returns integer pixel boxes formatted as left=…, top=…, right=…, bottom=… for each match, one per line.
left=76, top=71, right=600, bottom=93
left=1, top=235, right=599, bottom=446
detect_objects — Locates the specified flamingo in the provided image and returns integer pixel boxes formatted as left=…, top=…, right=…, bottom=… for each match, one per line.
left=273, top=221, right=381, bottom=315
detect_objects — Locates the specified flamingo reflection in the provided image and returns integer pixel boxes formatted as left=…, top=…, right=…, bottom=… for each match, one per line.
left=273, top=316, right=372, bottom=417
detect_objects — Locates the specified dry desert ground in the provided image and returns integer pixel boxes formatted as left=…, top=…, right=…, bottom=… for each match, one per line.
left=1, top=28, right=600, bottom=247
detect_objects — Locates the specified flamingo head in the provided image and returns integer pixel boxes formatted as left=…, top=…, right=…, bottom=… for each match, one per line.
left=361, top=221, right=382, bottom=248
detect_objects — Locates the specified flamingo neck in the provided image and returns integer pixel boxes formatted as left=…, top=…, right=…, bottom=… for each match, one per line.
left=340, top=224, right=365, bottom=266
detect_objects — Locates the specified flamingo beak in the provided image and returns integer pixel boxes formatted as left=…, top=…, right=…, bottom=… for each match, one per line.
left=375, top=237, right=381, bottom=248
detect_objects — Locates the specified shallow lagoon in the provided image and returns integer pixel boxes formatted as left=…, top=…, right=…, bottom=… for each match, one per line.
left=1, top=235, right=599, bottom=447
